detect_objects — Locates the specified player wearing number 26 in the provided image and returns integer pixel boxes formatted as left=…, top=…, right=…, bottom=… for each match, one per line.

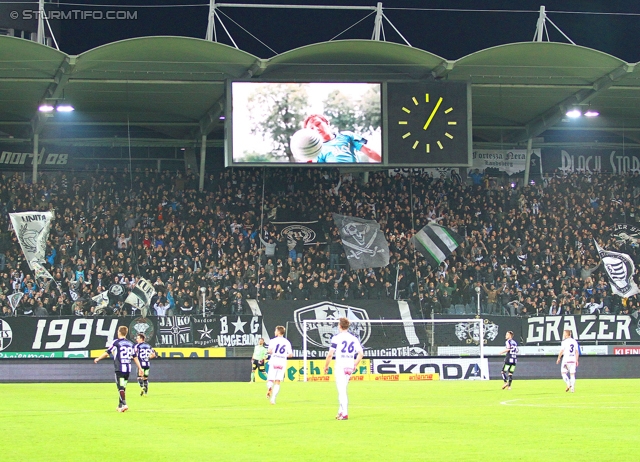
left=266, top=326, right=292, bottom=405
left=324, top=317, right=364, bottom=420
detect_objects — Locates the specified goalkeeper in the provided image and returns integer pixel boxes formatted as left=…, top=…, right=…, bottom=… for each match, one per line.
left=250, top=338, right=268, bottom=382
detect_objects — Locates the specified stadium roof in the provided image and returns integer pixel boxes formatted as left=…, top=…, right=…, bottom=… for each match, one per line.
left=1, top=35, right=640, bottom=154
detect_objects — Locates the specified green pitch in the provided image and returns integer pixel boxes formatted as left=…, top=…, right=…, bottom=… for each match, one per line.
left=1, top=379, right=638, bottom=461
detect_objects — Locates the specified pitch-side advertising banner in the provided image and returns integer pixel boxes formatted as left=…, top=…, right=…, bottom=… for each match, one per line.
left=370, top=358, right=489, bottom=380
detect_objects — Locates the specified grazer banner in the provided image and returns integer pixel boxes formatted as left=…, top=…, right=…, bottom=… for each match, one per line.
left=524, top=315, right=640, bottom=345
left=542, top=147, right=640, bottom=174
left=252, top=299, right=429, bottom=358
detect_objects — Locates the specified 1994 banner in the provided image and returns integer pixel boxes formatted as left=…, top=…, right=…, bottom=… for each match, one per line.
left=0, top=315, right=263, bottom=356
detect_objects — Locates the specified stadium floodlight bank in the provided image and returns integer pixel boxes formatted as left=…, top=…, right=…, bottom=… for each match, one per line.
left=301, top=318, right=486, bottom=382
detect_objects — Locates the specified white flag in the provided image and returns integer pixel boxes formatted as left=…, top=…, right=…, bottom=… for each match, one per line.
left=595, top=241, right=640, bottom=298
left=124, top=278, right=156, bottom=308
left=31, top=260, right=54, bottom=281
left=8, top=292, right=23, bottom=311
left=92, top=291, right=110, bottom=309
left=9, top=211, right=53, bottom=269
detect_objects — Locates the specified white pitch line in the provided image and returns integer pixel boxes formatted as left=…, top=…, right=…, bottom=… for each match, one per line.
left=500, top=398, right=637, bottom=409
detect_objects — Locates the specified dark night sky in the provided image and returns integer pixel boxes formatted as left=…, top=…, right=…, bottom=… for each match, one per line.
left=31, top=0, right=640, bottom=61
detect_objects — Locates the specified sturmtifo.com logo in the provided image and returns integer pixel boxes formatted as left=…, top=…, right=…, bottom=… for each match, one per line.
left=294, top=302, right=371, bottom=348
left=0, top=319, right=13, bottom=351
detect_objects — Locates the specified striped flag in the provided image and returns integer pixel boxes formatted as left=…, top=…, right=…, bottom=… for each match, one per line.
left=411, top=224, right=463, bottom=268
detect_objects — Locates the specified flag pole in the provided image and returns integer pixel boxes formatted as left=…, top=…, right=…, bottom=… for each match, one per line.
left=409, top=177, right=425, bottom=317
left=257, top=167, right=266, bottom=300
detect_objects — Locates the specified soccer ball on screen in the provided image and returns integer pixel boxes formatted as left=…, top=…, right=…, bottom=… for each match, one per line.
left=290, top=129, right=323, bottom=160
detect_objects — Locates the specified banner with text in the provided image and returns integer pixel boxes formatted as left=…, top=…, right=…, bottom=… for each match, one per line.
left=472, top=149, right=542, bottom=176
left=524, top=315, right=640, bottom=344
left=0, top=315, right=263, bottom=356
left=542, top=147, right=640, bottom=174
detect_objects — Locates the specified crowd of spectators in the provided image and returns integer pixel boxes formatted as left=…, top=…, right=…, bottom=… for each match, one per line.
left=1, top=166, right=640, bottom=318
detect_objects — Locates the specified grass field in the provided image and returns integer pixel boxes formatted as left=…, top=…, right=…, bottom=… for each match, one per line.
left=1, top=379, right=638, bottom=461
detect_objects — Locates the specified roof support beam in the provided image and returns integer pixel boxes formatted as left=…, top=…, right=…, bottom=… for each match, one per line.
left=431, top=60, right=454, bottom=79
left=506, top=62, right=637, bottom=143
left=31, top=56, right=76, bottom=136
left=198, top=95, right=225, bottom=137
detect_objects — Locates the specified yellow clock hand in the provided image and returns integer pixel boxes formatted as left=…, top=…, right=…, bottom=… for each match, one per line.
left=423, top=97, right=443, bottom=131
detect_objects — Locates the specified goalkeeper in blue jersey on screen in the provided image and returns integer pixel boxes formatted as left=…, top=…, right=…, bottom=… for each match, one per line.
left=303, top=114, right=381, bottom=163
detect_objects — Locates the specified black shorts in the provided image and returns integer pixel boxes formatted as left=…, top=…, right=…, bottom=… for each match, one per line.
left=139, top=367, right=150, bottom=378
left=252, top=359, right=265, bottom=370
left=115, top=371, right=130, bottom=380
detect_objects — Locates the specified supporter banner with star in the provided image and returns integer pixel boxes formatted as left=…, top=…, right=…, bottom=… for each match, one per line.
left=154, top=315, right=263, bottom=347
left=253, top=299, right=429, bottom=357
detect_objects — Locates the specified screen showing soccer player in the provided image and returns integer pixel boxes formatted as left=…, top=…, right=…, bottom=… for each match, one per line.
left=230, top=82, right=382, bottom=165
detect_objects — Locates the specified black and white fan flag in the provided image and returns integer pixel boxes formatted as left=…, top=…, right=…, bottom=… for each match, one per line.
left=9, top=211, right=53, bottom=271
left=595, top=240, right=640, bottom=298
left=333, top=214, right=390, bottom=270
left=124, top=278, right=156, bottom=310
left=411, top=223, right=463, bottom=269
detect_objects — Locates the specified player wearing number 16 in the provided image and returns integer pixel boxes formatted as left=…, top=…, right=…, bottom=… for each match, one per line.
left=94, top=326, right=142, bottom=413
left=324, top=317, right=364, bottom=421
left=266, top=326, right=292, bottom=405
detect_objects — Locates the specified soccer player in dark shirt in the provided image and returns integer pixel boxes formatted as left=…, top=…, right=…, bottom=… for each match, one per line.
left=133, top=333, right=157, bottom=396
left=499, top=331, right=518, bottom=390
left=94, top=326, right=141, bottom=412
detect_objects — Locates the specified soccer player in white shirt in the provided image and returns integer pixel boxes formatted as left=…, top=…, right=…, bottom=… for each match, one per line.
left=556, top=329, right=580, bottom=392
left=266, top=326, right=292, bottom=405
left=324, top=317, right=364, bottom=420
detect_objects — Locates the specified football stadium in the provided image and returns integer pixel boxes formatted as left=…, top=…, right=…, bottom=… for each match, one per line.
left=1, top=2, right=640, bottom=461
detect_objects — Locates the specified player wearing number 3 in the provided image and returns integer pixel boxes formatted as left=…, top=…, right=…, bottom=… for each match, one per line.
left=266, top=326, right=292, bottom=405
left=324, top=317, right=364, bottom=420
left=557, top=329, right=580, bottom=393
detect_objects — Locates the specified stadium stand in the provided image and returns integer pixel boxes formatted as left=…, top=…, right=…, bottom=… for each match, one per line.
left=0, top=167, right=638, bottom=318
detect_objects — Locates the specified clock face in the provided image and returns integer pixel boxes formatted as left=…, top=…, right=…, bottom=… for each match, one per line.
left=387, top=82, right=470, bottom=166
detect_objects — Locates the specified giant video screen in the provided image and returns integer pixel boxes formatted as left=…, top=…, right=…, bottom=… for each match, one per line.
left=229, top=82, right=382, bottom=165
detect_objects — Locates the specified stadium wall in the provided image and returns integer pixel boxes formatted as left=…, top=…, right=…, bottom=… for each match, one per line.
left=2, top=356, right=640, bottom=383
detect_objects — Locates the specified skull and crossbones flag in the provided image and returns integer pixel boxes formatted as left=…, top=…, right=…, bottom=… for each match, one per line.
left=411, top=223, right=463, bottom=269
left=333, top=214, right=390, bottom=270
left=595, top=240, right=640, bottom=298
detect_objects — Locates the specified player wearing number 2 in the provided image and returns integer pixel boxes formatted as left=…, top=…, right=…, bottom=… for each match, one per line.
left=94, top=326, right=141, bottom=412
left=266, top=326, right=292, bottom=405
left=557, top=329, right=580, bottom=392
left=324, top=317, right=364, bottom=420
left=499, top=331, right=518, bottom=390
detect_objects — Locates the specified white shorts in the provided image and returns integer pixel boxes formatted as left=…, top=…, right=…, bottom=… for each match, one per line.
left=335, top=366, right=354, bottom=385
left=267, top=363, right=286, bottom=382
left=562, top=362, right=577, bottom=374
